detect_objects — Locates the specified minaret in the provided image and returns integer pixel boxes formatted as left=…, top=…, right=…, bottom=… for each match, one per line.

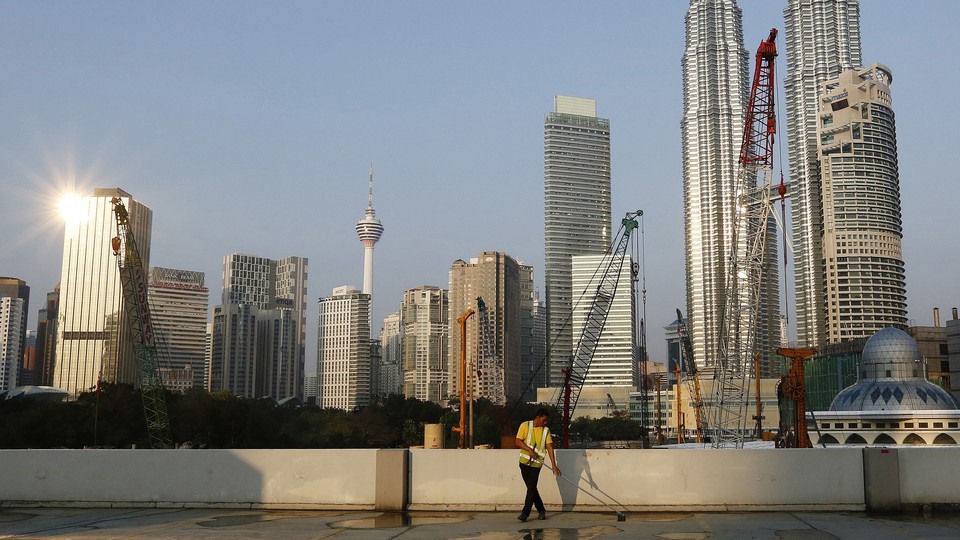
left=356, top=163, right=384, bottom=297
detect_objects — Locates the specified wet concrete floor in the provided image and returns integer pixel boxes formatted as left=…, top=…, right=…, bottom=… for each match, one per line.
left=2, top=508, right=960, bottom=539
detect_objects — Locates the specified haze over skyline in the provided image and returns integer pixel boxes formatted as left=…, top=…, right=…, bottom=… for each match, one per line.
left=2, top=1, right=957, bottom=373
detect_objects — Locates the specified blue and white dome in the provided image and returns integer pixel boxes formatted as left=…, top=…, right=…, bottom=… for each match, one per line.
left=830, top=328, right=959, bottom=412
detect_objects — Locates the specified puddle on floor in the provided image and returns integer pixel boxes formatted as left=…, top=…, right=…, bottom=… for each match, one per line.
left=330, top=512, right=468, bottom=529
left=775, top=531, right=839, bottom=540
left=520, top=525, right=620, bottom=540
left=656, top=533, right=711, bottom=540
left=197, top=513, right=273, bottom=528
left=0, top=512, right=34, bottom=523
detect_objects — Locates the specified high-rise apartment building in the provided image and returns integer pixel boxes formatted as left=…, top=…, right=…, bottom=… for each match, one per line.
left=401, top=287, right=448, bottom=403
left=54, top=188, right=151, bottom=395
left=317, top=285, right=371, bottom=410
left=681, top=0, right=749, bottom=371
left=519, top=265, right=546, bottom=402
left=0, top=296, right=25, bottom=391
left=544, top=96, right=611, bottom=387
left=210, top=253, right=307, bottom=399
left=571, top=254, right=638, bottom=387
left=448, top=252, right=521, bottom=403
left=378, top=311, right=403, bottom=397
left=34, top=286, right=59, bottom=386
left=784, top=0, right=862, bottom=348
left=148, top=267, right=209, bottom=389
left=0, top=278, right=29, bottom=387
left=818, top=64, right=907, bottom=340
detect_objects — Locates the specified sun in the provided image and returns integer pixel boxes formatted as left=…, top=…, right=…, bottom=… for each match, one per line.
left=58, top=193, right=87, bottom=223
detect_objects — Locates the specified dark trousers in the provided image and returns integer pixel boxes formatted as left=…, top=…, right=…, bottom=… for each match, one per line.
left=519, top=463, right=545, bottom=516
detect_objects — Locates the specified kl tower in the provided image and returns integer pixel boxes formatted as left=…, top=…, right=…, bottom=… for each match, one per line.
left=356, top=163, right=384, bottom=296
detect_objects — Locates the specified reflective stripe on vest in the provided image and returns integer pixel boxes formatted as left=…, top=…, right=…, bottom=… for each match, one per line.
left=519, top=420, right=549, bottom=466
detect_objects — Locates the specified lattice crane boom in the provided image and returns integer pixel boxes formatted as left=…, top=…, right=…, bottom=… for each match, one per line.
left=111, top=197, right=172, bottom=449
left=555, top=210, right=642, bottom=448
left=712, top=28, right=779, bottom=449
left=676, top=308, right=706, bottom=443
left=476, top=297, right=504, bottom=406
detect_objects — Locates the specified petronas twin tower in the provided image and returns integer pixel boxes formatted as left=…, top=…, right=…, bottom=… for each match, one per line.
left=682, top=0, right=906, bottom=368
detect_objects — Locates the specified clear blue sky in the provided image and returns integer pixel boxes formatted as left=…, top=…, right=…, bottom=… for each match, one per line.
left=2, top=1, right=957, bottom=372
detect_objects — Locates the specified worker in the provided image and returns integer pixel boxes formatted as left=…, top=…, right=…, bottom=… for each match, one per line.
left=515, top=408, right=561, bottom=521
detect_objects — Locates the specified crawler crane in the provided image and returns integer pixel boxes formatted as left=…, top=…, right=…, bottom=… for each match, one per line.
left=554, top=210, right=642, bottom=448
left=711, top=28, right=780, bottom=448
left=676, top=309, right=705, bottom=443
left=110, top=197, right=172, bottom=449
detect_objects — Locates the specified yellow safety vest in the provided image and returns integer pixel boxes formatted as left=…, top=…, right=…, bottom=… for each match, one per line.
left=519, top=421, right=549, bottom=467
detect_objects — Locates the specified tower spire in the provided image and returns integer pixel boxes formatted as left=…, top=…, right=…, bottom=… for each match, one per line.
left=367, top=162, right=374, bottom=211
left=356, top=163, right=384, bottom=297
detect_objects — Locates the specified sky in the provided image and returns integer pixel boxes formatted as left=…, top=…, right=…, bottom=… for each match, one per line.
left=2, top=1, right=958, bottom=374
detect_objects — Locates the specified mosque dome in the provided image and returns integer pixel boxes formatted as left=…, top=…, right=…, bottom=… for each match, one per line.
left=830, top=327, right=959, bottom=412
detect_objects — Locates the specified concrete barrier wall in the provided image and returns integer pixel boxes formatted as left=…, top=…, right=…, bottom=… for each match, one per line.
left=0, top=449, right=378, bottom=509
left=2, top=447, right=958, bottom=511
left=409, top=448, right=865, bottom=511
left=897, top=447, right=960, bottom=504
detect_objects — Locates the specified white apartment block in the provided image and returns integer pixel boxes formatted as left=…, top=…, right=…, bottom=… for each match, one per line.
left=317, top=286, right=371, bottom=410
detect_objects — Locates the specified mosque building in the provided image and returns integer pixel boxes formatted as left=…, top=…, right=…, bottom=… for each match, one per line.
left=811, top=327, right=960, bottom=446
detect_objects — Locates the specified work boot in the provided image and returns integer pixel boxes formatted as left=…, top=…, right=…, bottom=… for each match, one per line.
left=517, top=513, right=529, bottom=522
left=537, top=512, right=547, bottom=520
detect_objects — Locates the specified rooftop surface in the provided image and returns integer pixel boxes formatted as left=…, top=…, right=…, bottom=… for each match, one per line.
left=2, top=507, right=959, bottom=539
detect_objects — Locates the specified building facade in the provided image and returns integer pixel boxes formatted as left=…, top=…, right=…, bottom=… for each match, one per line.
left=448, top=253, right=521, bottom=404
left=378, top=311, right=403, bottom=397
left=681, top=0, right=749, bottom=372
left=784, top=0, right=862, bottom=348
left=148, top=267, right=209, bottom=390
left=0, top=296, right=25, bottom=392
left=544, top=95, right=611, bottom=387
left=0, top=277, right=29, bottom=387
left=571, top=254, right=637, bottom=387
left=54, top=188, right=151, bottom=395
left=210, top=253, right=307, bottom=400
left=34, top=286, right=59, bottom=387
left=317, top=286, right=371, bottom=410
left=818, top=64, right=907, bottom=341
left=400, top=287, right=448, bottom=403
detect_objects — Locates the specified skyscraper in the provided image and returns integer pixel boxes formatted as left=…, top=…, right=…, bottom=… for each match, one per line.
left=0, top=277, right=29, bottom=388
left=571, top=254, right=637, bottom=387
left=544, top=95, right=611, bottom=387
left=210, top=253, right=307, bottom=399
left=818, top=64, right=907, bottom=340
left=784, top=0, right=862, bottom=348
left=519, top=265, right=545, bottom=402
left=378, top=311, right=403, bottom=397
left=0, top=296, right=25, bottom=391
left=148, top=267, right=209, bottom=389
left=356, top=164, right=384, bottom=298
left=401, top=287, right=448, bottom=403
left=54, top=188, right=151, bottom=395
left=681, top=0, right=749, bottom=371
left=317, top=285, right=371, bottom=410
left=448, top=252, right=521, bottom=403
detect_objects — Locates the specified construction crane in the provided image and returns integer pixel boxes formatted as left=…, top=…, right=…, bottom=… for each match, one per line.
left=452, top=307, right=475, bottom=449
left=676, top=309, right=705, bottom=443
left=110, top=197, right=172, bottom=449
left=476, top=297, right=504, bottom=405
left=775, top=346, right=816, bottom=448
left=555, top=210, right=642, bottom=449
left=711, top=28, right=780, bottom=449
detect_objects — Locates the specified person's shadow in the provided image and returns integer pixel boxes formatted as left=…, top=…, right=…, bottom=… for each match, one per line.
left=554, top=451, right=627, bottom=512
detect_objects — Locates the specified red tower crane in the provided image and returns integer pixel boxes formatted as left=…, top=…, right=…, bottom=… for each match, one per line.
left=712, top=28, right=780, bottom=448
